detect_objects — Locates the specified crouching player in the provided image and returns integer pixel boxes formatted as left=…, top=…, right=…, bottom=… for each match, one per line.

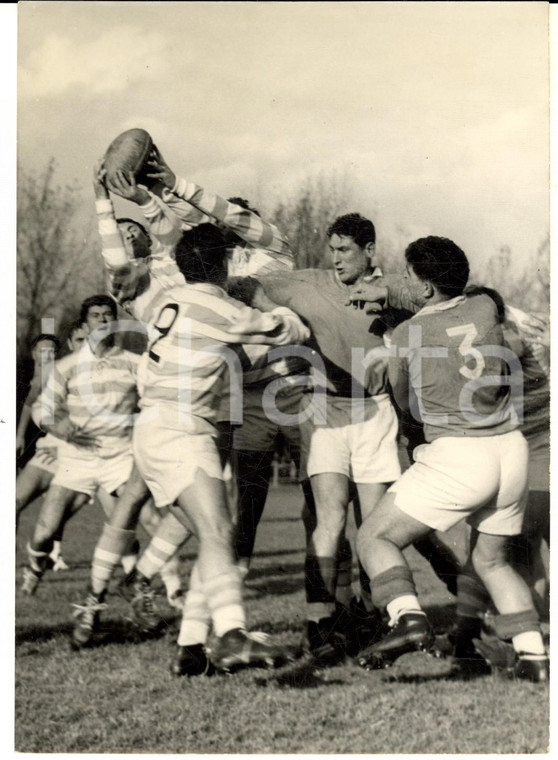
left=351, top=236, right=548, bottom=683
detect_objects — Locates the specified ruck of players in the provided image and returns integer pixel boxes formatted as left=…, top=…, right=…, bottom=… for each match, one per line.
left=16, top=127, right=550, bottom=684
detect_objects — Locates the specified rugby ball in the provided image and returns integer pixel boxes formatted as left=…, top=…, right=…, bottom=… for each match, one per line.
left=103, top=128, right=153, bottom=189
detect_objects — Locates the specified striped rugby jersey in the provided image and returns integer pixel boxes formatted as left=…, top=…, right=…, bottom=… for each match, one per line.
left=137, top=282, right=310, bottom=435
left=32, top=343, right=140, bottom=452
left=97, top=194, right=186, bottom=336
left=167, top=178, right=295, bottom=275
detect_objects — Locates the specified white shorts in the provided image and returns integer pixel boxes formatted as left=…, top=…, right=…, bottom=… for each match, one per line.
left=52, top=441, right=134, bottom=497
left=133, top=410, right=224, bottom=508
left=233, top=380, right=304, bottom=452
left=299, top=393, right=401, bottom=484
left=389, top=430, right=529, bottom=536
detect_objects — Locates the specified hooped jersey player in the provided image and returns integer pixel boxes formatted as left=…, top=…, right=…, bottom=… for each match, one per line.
left=389, top=293, right=517, bottom=441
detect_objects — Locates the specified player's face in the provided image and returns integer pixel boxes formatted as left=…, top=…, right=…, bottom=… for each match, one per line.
left=404, top=264, right=429, bottom=306
left=118, top=221, right=151, bottom=259
left=68, top=327, right=86, bottom=353
left=329, top=234, right=375, bottom=285
left=32, top=339, right=57, bottom=368
left=84, top=305, right=115, bottom=336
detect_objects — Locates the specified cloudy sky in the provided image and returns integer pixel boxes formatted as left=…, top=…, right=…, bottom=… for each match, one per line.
left=16, top=1, right=550, bottom=273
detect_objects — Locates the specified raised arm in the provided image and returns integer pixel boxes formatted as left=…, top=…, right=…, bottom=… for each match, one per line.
left=93, top=164, right=150, bottom=305
left=146, top=148, right=294, bottom=268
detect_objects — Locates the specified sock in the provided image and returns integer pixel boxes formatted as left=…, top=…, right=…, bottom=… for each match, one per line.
left=386, top=594, right=424, bottom=626
left=159, top=553, right=182, bottom=598
left=50, top=541, right=62, bottom=561
left=371, top=565, right=417, bottom=611
left=204, top=567, right=245, bottom=638
left=456, top=572, right=490, bottom=620
left=120, top=538, right=140, bottom=575
left=177, top=565, right=211, bottom=646
left=136, top=513, right=190, bottom=579
left=26, top=542, right=50, bottom=574
left=512, top=631, right=546, bottom=656
left=335, top=538, right=353, bottom=608
left=91, top=524, right=136, bottom=595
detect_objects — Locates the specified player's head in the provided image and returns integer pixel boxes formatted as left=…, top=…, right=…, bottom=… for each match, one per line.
left=174, top=224, right=229, bottom=286
left=31, top=334, right=60, bottom=366
left=404, top=236, right=469, bottom=305
left=80, top=294, right=117, bottom=335
left=116, top=217, right=151, bottom=259
left=66, top=319, right=88, bottom=353
left=464, top=285, right=506, bottom=324
left=326, top=213, right=376, bottom=285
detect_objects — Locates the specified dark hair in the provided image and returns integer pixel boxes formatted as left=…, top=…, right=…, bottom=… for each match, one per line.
left=174, top=224, right=228, bottom=284
left=80, top=294, right=117, bottom=324
left=326, top=213, right=376, bottom=248
left=116, top=217, right=149, bottom=238
left=227, top=197, right=261, bottom=218
left=32, top=333, right=60, bottom=351
left=67, top=318, right=86, bottom=337
left=405, top=236, right=469, bottom=297
left=464, top=285, right=506, bottom=324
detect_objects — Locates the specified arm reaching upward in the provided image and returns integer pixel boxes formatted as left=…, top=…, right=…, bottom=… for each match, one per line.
left=146, top=148, right=294, bottom=268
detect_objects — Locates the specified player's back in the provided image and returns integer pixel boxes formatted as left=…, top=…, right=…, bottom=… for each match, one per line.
left=391, top=293, right=517, bottom=441
left=138, top=282, right=248, bottom=433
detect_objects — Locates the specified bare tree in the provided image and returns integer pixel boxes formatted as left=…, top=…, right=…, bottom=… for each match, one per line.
left=271, top=170, right=354, bottom=269
left=17, top=160, right=104, bottom=359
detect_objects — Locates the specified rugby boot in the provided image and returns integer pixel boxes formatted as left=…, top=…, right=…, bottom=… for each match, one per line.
left=514, top=654, right=549, bottom=684
left=170, top=643, right=215, bottom=677
left=306, top=617, right=347, bottom=667
left=21, top=566, right=42, bottom=596
left=71, top=591, right=107, bottom=649
left=358, top=612, right=435, bottom=670
left=211, top=628, right=297, bottom=673
left=345, top=597, right=385, bottom=658
left=118, top=569, right=162, bottom=633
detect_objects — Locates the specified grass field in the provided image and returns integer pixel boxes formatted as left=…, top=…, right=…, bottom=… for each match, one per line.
left=15, top=483, right=550, bottom=754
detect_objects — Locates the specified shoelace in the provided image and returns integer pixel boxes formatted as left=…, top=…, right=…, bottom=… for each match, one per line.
left=135, top=583, right=156, bottom=614
left=71, top=599, right=108, bottom=623
left=245, top=630, right=270, bottom=644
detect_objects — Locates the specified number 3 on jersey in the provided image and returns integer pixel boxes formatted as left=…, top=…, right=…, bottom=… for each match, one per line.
left=446, top=323, right=486, bottom=380
left=149, top=303, right=179, bottom=363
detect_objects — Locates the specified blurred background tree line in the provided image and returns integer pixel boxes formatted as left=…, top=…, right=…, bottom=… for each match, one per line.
left=17, top=160, right=550, bottom=386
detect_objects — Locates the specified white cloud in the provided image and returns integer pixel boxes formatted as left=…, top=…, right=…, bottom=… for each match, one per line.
left=19, top=26, right=170, bottom=98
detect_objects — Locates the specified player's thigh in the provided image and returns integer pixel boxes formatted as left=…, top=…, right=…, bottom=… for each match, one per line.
left=309, top=472, right=350, bottom=533
left=33, top=484, right=77, bottom=537
left=354, top=482, right=389, bottom=526
left=96, top=487, right=118, bottom=519
left=16, top=464, right=52, bottom=507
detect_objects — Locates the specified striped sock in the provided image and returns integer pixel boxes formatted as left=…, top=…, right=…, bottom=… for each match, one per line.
left=26, top=542, right=50, bottom=574
left=512, top=631, right=546, bottom=656
left=159, top=553, right=183, bottom=598
left=91, top=524, right=136, bottom=595
left=121, top=538, right=140, bottom=575
left=204, top=567, right=245, bottom=638
left=178, top=564, right=211, bottom=646
left=136, top=513, right=190, bottom=580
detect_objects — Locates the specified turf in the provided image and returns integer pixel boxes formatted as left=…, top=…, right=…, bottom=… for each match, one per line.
left=15, top=484, right=549, bottom=754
